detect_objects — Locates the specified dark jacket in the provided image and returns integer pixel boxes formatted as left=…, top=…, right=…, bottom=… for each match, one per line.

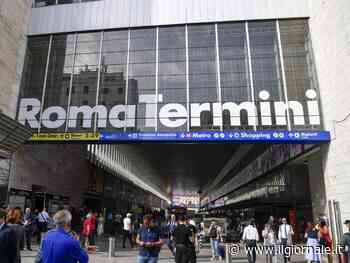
left=8, top=223, right=25, bottom=263
left=0, top=224, right=18, bottom=263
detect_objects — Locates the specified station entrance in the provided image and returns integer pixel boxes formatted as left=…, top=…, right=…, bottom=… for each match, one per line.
left=8, top=130, right=329, bottom=245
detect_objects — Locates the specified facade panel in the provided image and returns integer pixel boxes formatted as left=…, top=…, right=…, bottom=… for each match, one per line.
left=28, top=0, right=309, bottom=35
left=18, top=19, right=322, bottom=133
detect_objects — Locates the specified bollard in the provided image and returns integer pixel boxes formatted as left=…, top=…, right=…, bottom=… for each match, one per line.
left=225, top=243, right=232, bottom=263
left=108, top=237, right=116, bottom=258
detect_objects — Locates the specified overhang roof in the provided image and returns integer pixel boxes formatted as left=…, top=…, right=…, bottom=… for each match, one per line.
left=0, top=113, right=32, bottom=158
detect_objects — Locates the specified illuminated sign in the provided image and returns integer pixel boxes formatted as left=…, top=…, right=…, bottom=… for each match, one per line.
left=29, top=131, right=331, bottom=143
left=19, top=89, right=320, bottom=130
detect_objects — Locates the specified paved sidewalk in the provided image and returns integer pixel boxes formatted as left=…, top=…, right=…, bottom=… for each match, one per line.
left=20, top=236, right=311, bottom=263
left=21, top=246, right=311, bottom=263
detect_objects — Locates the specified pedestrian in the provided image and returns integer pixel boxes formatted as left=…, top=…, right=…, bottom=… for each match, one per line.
left=304, top=222, right=321, bottom=263
left=81, top=213, right=94, bottom=248
left=186, top=217, right=197, bottom=263
left=262, top=223, right=276, bottom=263
left=90, top=212, right=97, bottom=245
left=123, top=213, right=133, bottom=248
left=36, top=209, right=88, bottom=263
left=278, top=217, right=294, bottom=263
left=136, top=215, right=164, bottom=263
left=37, top=208, right=50, bottom=244
left=7, top=209, right=25, bottom=263
left=209, top=221, right=223, bottom=261
left=173, top=215, right=192, bottom=263
left=340, top=220, right=350, bottom=263
left=242, top=220, right=259, bottom=263
left=165, top=214, right=177, bottom=256
left=0, top=209, right=18, bottom=263
left=97, top=213, right=104, bottom=236
left=319, top=219, right=333, bottom=263
left=23, top=208, right=33, bottom=251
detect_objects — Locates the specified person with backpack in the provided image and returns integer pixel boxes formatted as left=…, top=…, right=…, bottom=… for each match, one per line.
left=208, top=221, right=223, bottom=261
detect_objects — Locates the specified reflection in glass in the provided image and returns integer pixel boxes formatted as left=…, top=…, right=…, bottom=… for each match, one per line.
left=18, top=36, right=50, bottom=130
left=249, top=21, right=285, bottom=129
left=41, top=34, right=76, bottom=132
left=68, top=32, right=101, bottom=132
left=158, top=26, right=187, bottom=131
left=128, top=28, right=156, bottom=132
left=188, top=24, right=218, bottom=131
left=99, top=30, right=129, bottom=131
left=279, top=20, right=320, bottom=130
left=218, top=22, right=250, bottom=130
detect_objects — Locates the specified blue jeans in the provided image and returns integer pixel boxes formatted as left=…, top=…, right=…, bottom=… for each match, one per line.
left=166, top=239, right=175, bottom=255
left=138, top=256, right=158, bottom=263
left=210, top=238, right=219, bottom=257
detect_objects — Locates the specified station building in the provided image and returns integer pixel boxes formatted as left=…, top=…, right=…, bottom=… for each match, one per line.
left=0, top=0, right=350, bottom=243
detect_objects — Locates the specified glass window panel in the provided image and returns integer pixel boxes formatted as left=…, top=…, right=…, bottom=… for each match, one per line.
left=158, top=62, right=186, bottom=76
left=19, top=36, right=50, bottom=129
left=279, top=19, right=320, bottom=130
left=249, top=21, right=285, bottom=130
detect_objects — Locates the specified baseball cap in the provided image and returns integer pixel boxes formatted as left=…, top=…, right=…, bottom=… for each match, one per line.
left=344, top=220, right=350, bottom=224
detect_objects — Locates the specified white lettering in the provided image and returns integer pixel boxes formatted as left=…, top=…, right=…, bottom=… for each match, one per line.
left=18, top=98, right=41, bottom=128
left=42, top=106, right=66, bottom=129
left=68, top=105, right=107, bottom=128
left=17, top=89, right=321, bottom=130
left=159, top=103, right=187, bottom=128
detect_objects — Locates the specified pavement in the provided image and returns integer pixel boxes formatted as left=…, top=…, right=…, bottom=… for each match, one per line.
left=20, top=241, right=312, bottom=263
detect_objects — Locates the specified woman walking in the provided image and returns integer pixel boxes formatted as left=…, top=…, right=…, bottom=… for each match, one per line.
left=262, top=224, right=276, bottom=263
left=319, top=219, right=333, bottom=263
left=305, top=222, right=322, bottom=263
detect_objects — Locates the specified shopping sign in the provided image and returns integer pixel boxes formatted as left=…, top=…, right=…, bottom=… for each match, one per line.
left=19, top=89, right=320, bottom=130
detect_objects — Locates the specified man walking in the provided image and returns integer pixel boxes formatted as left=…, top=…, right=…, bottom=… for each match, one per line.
left=23, top=208, right=33, bottom=251
left=37, top=208, right=50, bottom=243
left=123, top=213, right=133, bottom=248
left=278, top=218, right=294, bottom=263
left=165, top=214, right=177, bottom=256
left=136, top=215, right=164, bottom=263
left=242, top=220, right=259, bottom=263
left=38, top=209, right=88, bottom=263
left=0, top=209, right=18, bottom=263
left=173, top=215, right=192, bottom=263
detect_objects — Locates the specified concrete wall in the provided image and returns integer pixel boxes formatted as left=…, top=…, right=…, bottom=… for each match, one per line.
left=9, top=144, right=91, bottom=207
left=0, top=0, right=31, bottom=118
left=308, top=0, right=350, bottom=232
left=28, top=0, right=309, bottom=35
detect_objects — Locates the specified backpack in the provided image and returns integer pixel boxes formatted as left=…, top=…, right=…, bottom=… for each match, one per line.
left=209, top=226, right=218, bottom=238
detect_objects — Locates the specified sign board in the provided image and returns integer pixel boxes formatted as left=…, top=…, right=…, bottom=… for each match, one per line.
left=31, top=133, right=100, bottom=141
left=30, top=130, right=331, bottom=143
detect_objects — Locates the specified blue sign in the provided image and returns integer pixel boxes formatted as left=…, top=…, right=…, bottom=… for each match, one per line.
left=100, top=130, right=331, bottom=143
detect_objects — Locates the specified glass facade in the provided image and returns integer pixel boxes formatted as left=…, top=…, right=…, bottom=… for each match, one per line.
left=18, top=19, right=322, bottom=133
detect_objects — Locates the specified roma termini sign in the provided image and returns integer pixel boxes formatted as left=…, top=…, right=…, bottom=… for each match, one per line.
left=19, top=89, right=320, bottom=129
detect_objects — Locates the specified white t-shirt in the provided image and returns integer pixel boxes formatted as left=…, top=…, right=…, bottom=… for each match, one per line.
left=123, top=217, right=131, bottom=231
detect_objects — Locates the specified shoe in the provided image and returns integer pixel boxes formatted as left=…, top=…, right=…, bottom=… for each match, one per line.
left=27, top=248, right=32, bottom=251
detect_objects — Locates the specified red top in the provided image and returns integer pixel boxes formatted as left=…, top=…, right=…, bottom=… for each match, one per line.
left=82, top=218, right=94, bottom=236
left=320, top=225, right=333, bottom=250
